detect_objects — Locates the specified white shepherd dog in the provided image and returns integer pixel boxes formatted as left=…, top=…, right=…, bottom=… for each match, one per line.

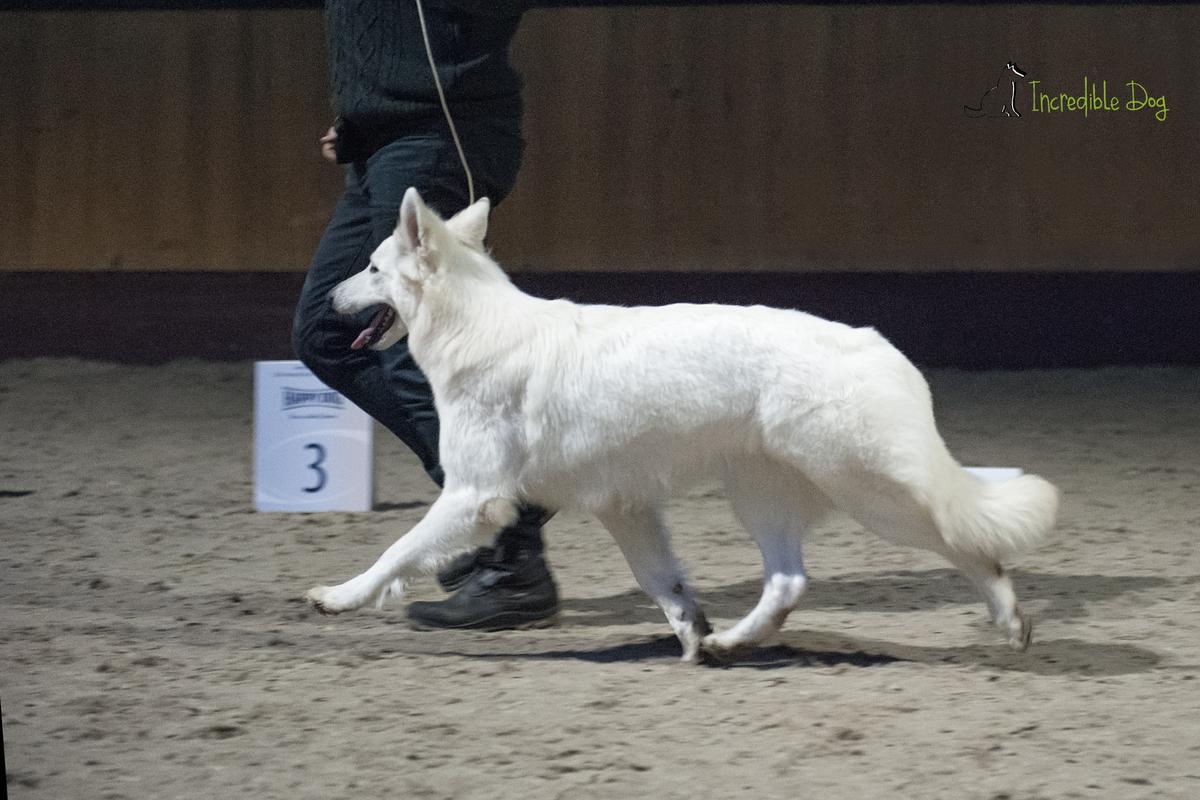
left=306, top=188, right=1058, bottom=662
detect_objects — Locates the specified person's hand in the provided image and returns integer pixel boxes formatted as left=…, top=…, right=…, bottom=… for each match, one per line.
left=319, top=126, right=338, bottom=162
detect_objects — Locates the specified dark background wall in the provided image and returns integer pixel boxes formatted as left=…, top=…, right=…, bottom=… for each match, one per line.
left=2, top=4, right=1197, bottom=273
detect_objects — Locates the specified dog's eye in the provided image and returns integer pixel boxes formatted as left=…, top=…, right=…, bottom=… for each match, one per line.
left=369, top=266, right=379, bottom=274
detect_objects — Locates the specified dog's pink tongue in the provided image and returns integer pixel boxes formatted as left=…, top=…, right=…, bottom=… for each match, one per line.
left=349, top=306, right=393, bottom=350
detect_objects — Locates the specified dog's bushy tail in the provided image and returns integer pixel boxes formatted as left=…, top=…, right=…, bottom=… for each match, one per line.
left=935, top=470, right=1059, bottom=559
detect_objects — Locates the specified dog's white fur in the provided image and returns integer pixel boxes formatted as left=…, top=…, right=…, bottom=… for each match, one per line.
left=306, top=188, right=1059, bottom=661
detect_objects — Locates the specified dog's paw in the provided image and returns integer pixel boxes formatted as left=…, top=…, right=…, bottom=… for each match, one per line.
left=680, top=640, right=704, bottom=665
left=700, top=631, right=750, bottom=663
left=306, top=585, right=353, bottom=616
left=677, top=612, right=714, bottom=665
left=1007, top=609, right=1033, bottom=651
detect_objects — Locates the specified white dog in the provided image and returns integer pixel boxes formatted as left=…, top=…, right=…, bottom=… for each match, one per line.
left=306, top=188, right=1058, bottom=662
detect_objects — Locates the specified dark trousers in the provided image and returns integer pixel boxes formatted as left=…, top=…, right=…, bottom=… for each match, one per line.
left=292, top=122, right=545, bottom=555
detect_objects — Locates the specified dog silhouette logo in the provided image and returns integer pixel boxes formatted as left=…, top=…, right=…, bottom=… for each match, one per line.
left=965, top=62, right=1027, bottom=118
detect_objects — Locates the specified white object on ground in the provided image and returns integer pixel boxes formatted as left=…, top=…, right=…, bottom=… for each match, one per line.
left=964, top=467, right=1025, bottom=481
left=254, top=360, right=373, bottom=512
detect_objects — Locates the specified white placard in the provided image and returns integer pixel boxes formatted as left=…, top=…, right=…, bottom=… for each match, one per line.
left=254, top=360, right=373, bottom=512
left=964, top=467, right=1024, bottom=481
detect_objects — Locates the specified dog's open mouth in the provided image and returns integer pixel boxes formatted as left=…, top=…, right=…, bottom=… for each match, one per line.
left=350, top=306, right=397, bottom=350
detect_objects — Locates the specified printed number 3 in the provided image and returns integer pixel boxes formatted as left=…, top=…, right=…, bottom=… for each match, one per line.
left=303, top=442, right=327, bottom=493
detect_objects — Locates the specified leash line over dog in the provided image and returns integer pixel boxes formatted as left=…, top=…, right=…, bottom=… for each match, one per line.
left=414, top=0, right=476, bottom=206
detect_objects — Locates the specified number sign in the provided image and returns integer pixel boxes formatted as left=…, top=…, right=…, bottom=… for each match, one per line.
left=254, top=361, right=373, bottom=512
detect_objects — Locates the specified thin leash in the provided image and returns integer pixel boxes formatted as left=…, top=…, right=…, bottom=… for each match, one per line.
left=413, top=0, right=476, bottom=206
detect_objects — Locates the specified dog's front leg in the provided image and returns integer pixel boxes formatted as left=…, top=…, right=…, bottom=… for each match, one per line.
left=306, top=489, right=491, bottom=615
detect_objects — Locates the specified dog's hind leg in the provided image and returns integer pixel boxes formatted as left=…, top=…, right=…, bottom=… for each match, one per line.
left=595, top=505, right=711, bottom=664
left=815, top=470, right=1033, bottom=649
left=306, top=488, right=507, bottom=614
left=941, top=548, right=1030, bottom=650
left=702, top=464, right=830, bottom=658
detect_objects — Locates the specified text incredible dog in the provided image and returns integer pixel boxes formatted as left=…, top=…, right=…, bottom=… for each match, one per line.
left=305, top=188, right=1058, bottom=662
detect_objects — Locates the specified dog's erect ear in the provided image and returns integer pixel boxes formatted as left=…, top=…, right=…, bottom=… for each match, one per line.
left=397, top=187, right=425, bottom=253
left=396, top=187, right=445, bottom=259
left=447, top=197, right=491, bottom=250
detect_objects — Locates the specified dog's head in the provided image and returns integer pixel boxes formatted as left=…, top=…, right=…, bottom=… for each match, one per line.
left=329, top=187, right=492, bottom=351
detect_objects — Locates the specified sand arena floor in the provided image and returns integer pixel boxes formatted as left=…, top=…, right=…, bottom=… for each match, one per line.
left=1, top=359, right=1198, bottom=799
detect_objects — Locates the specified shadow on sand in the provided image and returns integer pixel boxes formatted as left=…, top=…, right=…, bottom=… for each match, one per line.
left=560, top=568, right=1172, bottom=628
left=428, top=630, right=1161, bottom=676
left=414, top=568, right=1170, bottom=676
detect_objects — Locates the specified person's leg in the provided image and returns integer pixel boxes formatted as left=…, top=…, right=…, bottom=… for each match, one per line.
left=293, top=162, right=443, bottom=485
left=431, top=504, right=549, bottom=591
left=433, top=123, right=553, bottom=564
left=294, top=126, right=556, bottom=628
left=377, top=124, right=557, bottom=628
left=295, top=129, right=536, bottom=490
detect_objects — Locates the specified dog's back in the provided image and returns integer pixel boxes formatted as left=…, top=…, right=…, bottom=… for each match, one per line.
left=463, top=299, right=912, bottom=512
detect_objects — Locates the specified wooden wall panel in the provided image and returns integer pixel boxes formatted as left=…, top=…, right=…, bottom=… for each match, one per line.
left=498, top=5, right=1200, bottom=272
left=1, top=6, right=1197, bottom=272
left=0, top=10, right=341, bottom=271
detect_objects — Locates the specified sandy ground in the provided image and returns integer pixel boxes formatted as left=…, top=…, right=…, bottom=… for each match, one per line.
left=1, top=359, right=1198, bottom=799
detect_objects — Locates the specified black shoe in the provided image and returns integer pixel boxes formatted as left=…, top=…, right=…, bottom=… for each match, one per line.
left=436, top=505, right=555, bottom=592
left=407, top=553, right=559, bottom=631
left=436, top=546, right=495, bottom=592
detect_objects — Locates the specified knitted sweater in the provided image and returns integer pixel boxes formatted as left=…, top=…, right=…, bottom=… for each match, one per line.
left=325, top=0, right=529, bottom=161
